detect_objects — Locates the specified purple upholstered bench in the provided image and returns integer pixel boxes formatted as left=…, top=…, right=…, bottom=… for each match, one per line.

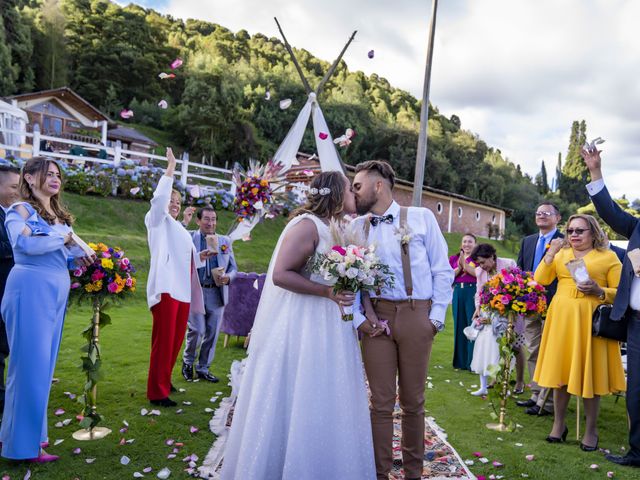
left=221, top=272, right=267, bottom=347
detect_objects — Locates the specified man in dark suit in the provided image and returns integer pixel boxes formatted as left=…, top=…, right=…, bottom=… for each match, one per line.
left=516, top=202, right=564, bottom=416
left=0, top=165, right=20, bottom=417
left=583, top=147, right=640, bottom=468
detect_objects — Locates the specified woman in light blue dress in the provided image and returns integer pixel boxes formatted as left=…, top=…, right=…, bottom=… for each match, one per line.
left=0, top=157, right=92, bottom=462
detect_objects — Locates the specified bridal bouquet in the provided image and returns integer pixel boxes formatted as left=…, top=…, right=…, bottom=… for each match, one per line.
left=310, top=220, right=394, bottom=320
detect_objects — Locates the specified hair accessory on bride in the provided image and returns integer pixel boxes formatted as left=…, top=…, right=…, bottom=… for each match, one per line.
left=309, top=187, right=331, bottom=196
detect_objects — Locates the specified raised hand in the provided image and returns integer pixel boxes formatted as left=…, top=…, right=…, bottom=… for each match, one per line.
left=182, top=206, right=196, bottom=226
left=165, top=147, right=177, bottom=177
left=580, top=147, right=603, bottom=181
left=546, top=238, right=564, bottom=258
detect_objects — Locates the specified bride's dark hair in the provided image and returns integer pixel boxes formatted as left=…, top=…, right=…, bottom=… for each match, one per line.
left=291, top=171, right=347, bottom=219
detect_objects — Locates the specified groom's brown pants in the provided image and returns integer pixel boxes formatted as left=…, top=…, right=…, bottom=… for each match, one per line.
left=362, top=298, right=434, bottom=480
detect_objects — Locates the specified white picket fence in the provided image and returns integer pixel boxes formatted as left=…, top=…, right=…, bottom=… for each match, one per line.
left=0, top=126, right=236, bottom=195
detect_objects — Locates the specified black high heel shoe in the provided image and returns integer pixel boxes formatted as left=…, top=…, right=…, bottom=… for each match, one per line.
left=546, top=425, right=568, bottom=443
left=580, top=436, right=599, bottom=452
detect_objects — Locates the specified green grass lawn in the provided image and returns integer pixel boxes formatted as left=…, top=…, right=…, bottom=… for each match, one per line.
left=0, top=194, right=634, bottom=479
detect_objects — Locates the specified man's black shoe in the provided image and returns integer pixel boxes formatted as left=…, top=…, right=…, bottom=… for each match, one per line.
left=196, top=371, right=219, bottom=383
left=516, top=399, right=536, bottom=408
left=182, top=362, right=194, bottom=382
left=150, top=397, right=177, bottom=407
left=606, top=454, right=640, bottom=467
left=526, top=405, right=551, bottom=416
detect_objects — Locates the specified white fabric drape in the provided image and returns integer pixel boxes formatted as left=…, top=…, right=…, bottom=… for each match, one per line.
left=272, top=92, right=343, bottom=173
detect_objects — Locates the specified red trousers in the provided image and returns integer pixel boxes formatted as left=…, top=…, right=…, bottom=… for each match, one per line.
left=147, top=293, right=190, bottom=401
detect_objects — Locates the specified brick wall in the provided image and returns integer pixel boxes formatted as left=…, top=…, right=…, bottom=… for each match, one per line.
left=392, top=184, right=505, bottom=239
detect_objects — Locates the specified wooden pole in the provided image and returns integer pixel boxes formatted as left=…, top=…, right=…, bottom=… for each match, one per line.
left=411, top=0, right=439, bottom=207
left=274, top=17, right=313, bottom=94
left=316, top=30, right=358, bottom=96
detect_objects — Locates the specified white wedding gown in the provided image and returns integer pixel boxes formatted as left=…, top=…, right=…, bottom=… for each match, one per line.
left=221, top=214, right=375, bottom=480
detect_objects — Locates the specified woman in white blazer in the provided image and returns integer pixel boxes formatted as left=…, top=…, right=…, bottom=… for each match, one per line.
left=145, top=148, right=211, bottom=407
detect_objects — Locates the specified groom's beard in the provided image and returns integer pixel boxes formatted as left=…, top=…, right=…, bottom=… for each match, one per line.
left=355, top=193, right=377, bottom=215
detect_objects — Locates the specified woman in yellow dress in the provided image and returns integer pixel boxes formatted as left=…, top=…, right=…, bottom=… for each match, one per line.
left=533, top=214, right=625, bottom=451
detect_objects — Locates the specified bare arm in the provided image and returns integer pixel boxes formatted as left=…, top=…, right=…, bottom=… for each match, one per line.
left=272, top=218, right=354, bottom=307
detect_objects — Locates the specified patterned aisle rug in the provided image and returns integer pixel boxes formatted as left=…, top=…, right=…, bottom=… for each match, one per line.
left=198, top=360, right=474, bottom=479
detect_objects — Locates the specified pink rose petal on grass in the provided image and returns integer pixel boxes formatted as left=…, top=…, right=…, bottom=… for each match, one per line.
left=473, top=452, right=482, bottom=457
left=492, top=461, right=503, bottom=468
left=189, top=426, right=199, bottom=434
left=590, top=464, right=599, bottom=470
left=607, top=472, right=615, bottom=478
left=170, top=58, right=183, bottom=69
left=143, top=467, right=153, bottom=473
left=54, top=408, right=65, bottom=416
left=525, top=454, right=535, bottom=461
left=166, top=439, right=175, bottom=446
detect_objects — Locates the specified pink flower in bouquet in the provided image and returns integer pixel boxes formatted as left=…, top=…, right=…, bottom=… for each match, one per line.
left=125, top=276, right=133, bottom=287
left=107, top=282, right=119, bottom=293
left=71, top=282, right=81, bottom=289
left=101, top=251, right=111, bottom=258
left=500, top=295, right=512, bottom=304
left=121, top=258, right=130, bottom=268
left=73, top=267, right=84, bottom=277
left=91, top=270, right=105, bottom=282
left=526, top=301, right=537, bottom=311
left=331, top=245, right=347, bottom=256
left=501, top=271, right=515, bottom=283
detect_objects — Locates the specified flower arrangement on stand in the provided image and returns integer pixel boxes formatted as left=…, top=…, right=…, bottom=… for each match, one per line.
left=310, top=220, right=394, bottom=320
left=478, top=266, right=548, bottom=432
left=232, top=159, right=285, bottom=221
left=69, top=242, right=137, bottom=440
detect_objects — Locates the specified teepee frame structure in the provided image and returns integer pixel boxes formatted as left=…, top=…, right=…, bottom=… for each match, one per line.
left=271, top=17, right=357, bottom=174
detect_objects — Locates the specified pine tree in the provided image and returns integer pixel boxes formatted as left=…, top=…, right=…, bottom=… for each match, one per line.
left=0, top=15, right=16, bottom=95
left=535, top=159, right=549, bottom=194
left=559, top=120, right=590, bottom=204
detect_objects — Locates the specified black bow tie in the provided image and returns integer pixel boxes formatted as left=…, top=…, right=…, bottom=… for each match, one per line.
left=370, top=214, right=394, bottom=226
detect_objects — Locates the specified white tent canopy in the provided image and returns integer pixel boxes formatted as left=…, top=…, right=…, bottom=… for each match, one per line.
left=272, top=92, right=343, bottom=174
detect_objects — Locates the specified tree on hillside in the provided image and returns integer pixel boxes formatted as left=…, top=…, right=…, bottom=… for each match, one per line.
left=2, top=0, right=35, bottom=92
left=34, top=0, right=68, bottom=89
left=535, top=159, right=549, bottom=194
left=0, top=16, right=14, bottom=95
left=559, top=120, right=590, bottom=205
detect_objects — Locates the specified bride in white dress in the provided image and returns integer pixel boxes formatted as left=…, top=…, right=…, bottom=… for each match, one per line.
left=221, top=171, right=376, bottom=480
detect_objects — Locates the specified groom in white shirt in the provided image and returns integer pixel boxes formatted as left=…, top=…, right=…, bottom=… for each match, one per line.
left=352, top=160, right=454, bottom=480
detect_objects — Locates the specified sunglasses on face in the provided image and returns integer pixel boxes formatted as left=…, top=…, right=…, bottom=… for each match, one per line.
left=535, top=211, right=556, bottom=217
left=566, top=228, right=588, bottom=235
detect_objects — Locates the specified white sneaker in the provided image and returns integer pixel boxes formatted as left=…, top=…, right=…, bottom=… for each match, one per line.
left=471, top=388, right=488, bottom=396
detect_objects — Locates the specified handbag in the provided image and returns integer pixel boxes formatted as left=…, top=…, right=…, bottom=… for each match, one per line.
left=592, top=304, right=628, bottom=342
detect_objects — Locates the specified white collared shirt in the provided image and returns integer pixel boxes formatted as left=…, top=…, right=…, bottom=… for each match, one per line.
left=587, top=178, right=640, bottom=311
left=356, top=201, right=454, bottom=323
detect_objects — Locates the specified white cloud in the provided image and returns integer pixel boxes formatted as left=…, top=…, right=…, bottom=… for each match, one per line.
left=158, top=0, right=639, bottom=199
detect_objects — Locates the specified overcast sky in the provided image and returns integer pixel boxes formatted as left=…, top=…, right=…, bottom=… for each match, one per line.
left=134, top=0, right=639, bottom=200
